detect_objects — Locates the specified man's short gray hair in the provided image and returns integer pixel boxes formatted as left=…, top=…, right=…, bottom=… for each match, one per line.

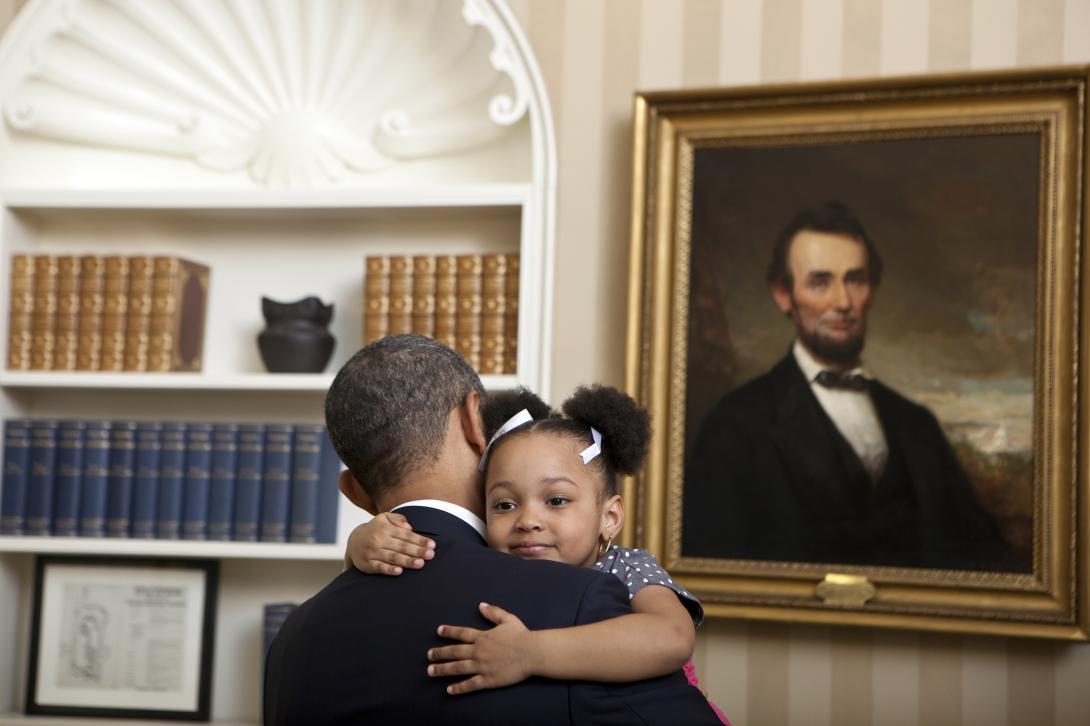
left=324, top=334, right=485, bottom=499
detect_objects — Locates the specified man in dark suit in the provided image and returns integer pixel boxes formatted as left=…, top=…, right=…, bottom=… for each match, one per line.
left=685, top=203, right=1010, bottom=570
left=264, top=335, right=721, bottom=725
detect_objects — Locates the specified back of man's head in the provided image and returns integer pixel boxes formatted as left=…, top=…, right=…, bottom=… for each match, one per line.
left=324, top=334, right=485, bottom=500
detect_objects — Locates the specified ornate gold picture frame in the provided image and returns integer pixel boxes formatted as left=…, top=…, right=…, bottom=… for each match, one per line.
left=624, top=66, right=1089, bottom=638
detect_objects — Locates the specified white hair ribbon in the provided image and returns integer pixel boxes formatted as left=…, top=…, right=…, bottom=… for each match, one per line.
left=578, top=427, right=603, bottom=464
left=478, top=408, right=534, bottom=471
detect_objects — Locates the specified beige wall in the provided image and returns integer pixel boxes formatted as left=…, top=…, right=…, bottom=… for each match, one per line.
left=0, top=1, right=20, bottom=32
left=505, top=0, right=1090, bottom=724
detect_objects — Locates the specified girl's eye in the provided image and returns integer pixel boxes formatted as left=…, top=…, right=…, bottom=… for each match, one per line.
left=492, top=501, right=515, bottom=511
left=546, top=497, right=570, bottom=506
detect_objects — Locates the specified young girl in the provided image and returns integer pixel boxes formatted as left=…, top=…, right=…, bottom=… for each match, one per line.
left=347, top=385, right=729, bottom=725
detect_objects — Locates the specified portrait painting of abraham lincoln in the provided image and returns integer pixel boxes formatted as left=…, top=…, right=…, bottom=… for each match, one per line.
left=628, top=69, right=1090, bottom=636
left=682, top=135, right=1034, bottom=574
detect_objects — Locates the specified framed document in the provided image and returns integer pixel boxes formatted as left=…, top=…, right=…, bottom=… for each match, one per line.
left=26, top=556, right=218, bottom=720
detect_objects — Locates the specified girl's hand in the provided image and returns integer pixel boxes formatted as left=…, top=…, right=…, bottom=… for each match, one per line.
left=343, top=512, right=435, bottom=575
left=427, top=603, right=536, bottom=694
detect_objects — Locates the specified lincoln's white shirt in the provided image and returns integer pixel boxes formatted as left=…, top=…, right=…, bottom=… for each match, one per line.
left=792, top=341, right=889, bottom=482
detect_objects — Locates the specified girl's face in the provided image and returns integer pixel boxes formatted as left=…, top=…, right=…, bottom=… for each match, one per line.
left=484, top=431, right=622, bottom=568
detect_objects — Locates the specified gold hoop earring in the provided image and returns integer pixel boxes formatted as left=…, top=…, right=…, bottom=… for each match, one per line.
left=598, top=536, right=615, bottom=559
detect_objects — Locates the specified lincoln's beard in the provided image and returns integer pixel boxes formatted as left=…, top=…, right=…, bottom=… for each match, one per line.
left=797, top=324, right=866, bottom=367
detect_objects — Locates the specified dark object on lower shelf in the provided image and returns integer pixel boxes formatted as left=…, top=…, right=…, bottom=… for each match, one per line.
left=258, top=296, right=336, bottom=373
left=264, top=602, right=298, bottom=653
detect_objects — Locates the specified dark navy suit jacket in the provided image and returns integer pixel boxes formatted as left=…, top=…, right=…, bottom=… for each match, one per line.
left=264, top=505, right=722, bottom=725
left=685, top=353, right=1012, bottom=570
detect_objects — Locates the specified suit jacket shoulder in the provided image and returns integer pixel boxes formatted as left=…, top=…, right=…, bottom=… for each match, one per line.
left=708, top=355, right=791, bottom=418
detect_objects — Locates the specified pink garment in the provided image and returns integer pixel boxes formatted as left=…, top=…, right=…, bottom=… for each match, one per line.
left=684, top=660, right=731, bottom=725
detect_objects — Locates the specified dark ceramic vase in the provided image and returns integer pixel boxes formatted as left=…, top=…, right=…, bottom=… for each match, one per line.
left=257, top=296, right=336, bottom=373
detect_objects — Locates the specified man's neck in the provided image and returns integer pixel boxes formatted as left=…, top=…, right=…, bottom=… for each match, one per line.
left=375, top=467, right=484, bottom=519
left=372, top=403, right=487, bottom=518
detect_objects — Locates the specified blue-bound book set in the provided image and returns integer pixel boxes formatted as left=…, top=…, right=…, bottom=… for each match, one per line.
left=0, top=418, right=343, bottom=543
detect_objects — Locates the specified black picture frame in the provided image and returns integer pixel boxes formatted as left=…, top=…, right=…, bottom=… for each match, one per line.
left=26, top=555, right=218, bottom=721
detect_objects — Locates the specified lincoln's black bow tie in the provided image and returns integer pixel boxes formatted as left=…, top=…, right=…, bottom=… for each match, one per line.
left=815, top=370, right=869, bottom=391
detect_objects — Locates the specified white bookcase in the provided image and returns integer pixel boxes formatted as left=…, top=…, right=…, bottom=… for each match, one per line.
left=0, top=1, right=556, bottom=722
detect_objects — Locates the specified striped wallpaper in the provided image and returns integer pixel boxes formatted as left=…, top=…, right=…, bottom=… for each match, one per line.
left=503, top=1, right=1090, bottom=725
left=0, top=1, right=1086, bottom=724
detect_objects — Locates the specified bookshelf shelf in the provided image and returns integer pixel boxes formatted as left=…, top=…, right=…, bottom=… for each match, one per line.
left=0, top=372, right=332, bottom=391
left=0, top=536, right=344, bottom=561
left=1, top=184, right=532, bottom=210
left=0, top=372, right=518, bottom=392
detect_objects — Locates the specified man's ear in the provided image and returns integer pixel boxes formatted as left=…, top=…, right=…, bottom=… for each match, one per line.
left=458, top=389, right=488, bottom=456
left=600, top=494, right=625, bottom=544
left=771, top=283, right=794, bottom=317
left=339, top=469, right=377, bottom=515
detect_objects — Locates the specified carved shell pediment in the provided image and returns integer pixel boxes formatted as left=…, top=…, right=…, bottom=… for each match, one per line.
left=0, top=0, right=530, bottom=187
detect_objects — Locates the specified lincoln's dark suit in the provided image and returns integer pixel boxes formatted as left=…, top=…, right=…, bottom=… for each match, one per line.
left=684, top=352, right=1011, bottom=570
left=264, top=506, right=722, bottom=725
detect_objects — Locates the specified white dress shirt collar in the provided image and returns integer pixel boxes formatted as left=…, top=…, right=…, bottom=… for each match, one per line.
left=391, top=499, right=487, bottom=539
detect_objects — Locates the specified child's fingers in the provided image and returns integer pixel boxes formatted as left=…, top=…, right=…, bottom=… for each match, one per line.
left=373, top=513, right=402, bottom=530
left=384, top=512, right=413, bottom=530
left=436, top=624, right=480, bottom=643
left=427, top=659, right=477, bottom=678
left=478, top=602, right=516, bottom=625
left=428, top=643, right=474, bottom=662
left=367, top=560, right=404, bottom=577
left=378, top=549, right=427, bottom=570
left=389, top=526, right=434, bottom=544
left=384, top=536, right=435, bottom=561
left=446, top=676, right=487, bottom=695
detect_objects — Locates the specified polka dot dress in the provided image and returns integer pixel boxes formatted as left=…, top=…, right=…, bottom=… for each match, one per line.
left=594, top=546, right=704, bottom=627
